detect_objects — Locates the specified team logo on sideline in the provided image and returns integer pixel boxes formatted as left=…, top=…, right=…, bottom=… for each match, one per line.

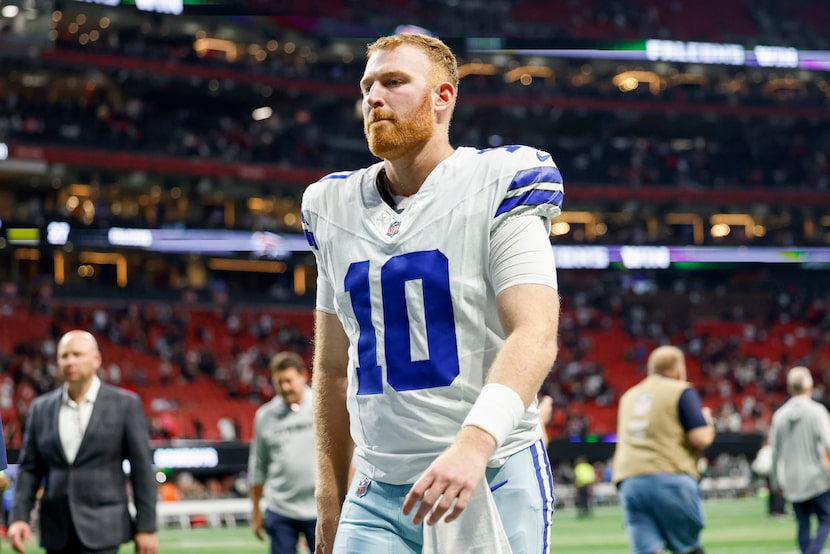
left=387, top=220, right=401, bottom=237
left=356, top=478, right=371, bottom=497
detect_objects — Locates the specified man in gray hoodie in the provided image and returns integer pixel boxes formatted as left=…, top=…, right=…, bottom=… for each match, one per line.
left=770, top=366, right=830, bottom=554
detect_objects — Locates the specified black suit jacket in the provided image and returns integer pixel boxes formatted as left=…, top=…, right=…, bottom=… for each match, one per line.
left=11, top=383, right=157, bottom=550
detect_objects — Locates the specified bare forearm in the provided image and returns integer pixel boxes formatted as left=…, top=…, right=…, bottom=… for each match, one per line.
left=489, top=286, right=560, bottom=407
left=487, top=331, right=558, bottom=406
left=313, top=370, right=353, bottom=513
left=249, top=484, right=263, bottom=512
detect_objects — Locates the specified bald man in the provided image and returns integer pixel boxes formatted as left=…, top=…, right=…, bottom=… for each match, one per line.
left=8, top=330, right=158, bottom=554
left=612, top=345, right=716, bottom=554
left=769, top=366, right=830, bottom=554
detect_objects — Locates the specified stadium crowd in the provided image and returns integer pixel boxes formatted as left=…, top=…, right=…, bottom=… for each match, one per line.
left=1, top=261, right=827, bottom=451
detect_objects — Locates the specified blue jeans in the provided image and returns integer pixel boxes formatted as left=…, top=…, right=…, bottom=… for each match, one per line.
left=264, top=509, right=316, bottom=554
left=792, top=489, right=830, bottom=554
left=618, top=473, right=705, bottom=554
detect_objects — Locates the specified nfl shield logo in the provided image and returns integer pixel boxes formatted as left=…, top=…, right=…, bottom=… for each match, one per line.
left=356, top=478, right=371, bottom=497
left=387, top=220, right=401, bottom=237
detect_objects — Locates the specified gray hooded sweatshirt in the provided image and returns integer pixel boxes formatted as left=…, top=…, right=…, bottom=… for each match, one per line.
left=770, top=395, right=830, bottom=503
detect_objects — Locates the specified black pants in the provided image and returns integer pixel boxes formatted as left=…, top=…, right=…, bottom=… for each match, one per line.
left=265, top=509, right=316, bottom=554
left=46, top=517, right=120, bottom=554
left=576, top=485, right=592, bottom=516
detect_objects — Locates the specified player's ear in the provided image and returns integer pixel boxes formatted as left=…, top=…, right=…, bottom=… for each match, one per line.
left=433, top=82, right=455, bottom=111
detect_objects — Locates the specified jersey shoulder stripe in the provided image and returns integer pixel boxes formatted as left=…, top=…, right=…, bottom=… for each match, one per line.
left=300, top=212, right=318, bottom=250
left=320, top=169, right=360, bottom=181
left=496, top=166, right=564, bottom=217
left=507, top=166, right=563, bottom=192
left=496, top=189, right=564, bottom=217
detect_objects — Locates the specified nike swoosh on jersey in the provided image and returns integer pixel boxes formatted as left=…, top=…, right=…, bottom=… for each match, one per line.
left=536, top=151, right=551, bottom=162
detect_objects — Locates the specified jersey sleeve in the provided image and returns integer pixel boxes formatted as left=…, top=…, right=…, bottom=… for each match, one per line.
left=490, top=215, right=558, bottom=293
left=490, top=145, right=564, bottom=234
left=301, top=181, right=336, bottom=314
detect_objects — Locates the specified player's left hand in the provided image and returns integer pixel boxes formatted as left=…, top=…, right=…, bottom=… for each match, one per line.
left=403, top=426, right=496, bottom=526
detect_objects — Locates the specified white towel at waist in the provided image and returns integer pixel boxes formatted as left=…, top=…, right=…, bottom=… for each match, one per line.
left=422, top=478, right=513, bottom=554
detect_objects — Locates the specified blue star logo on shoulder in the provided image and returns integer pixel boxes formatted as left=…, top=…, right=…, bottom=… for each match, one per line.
left=356, top=477, right=371, bottom=497
left=387, top=220, right=401, bottom=237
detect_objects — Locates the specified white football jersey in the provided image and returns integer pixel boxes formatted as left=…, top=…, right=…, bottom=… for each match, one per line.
left=301, top=145, right=563, bottom=484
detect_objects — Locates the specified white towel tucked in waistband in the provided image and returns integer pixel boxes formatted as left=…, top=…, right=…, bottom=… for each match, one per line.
left=422, top=479, right=513, bottom=554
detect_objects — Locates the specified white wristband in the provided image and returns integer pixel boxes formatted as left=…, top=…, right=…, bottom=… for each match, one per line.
left=462, top=383, right=526, bottom=447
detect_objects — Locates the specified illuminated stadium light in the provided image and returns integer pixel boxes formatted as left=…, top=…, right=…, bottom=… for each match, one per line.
left=552, top=211, right=601, bottom=240
left=47, top=221, right=70, bottom=245
left=194, top=37, right=238, bottom=62
left=617, top=76, right=638, bottom=92
left=252, top=106, right=272, bottom=121
left=669, top=73, right=709, bottom=87
left=763, top=77, right=808, bottom=98
left=711, top=223, right=731, bottom=238
left=551, top=221, right=570, bottom=235
left=504, top=65, right=554, bottom=84
left=1, top=5, right=19, bottom=18
left=77, top=264, right=95, bottom=277
left=458, top=63, right=499, bottom=78
left=13, top=249, right=40, bottom=261
left=207, top=258, right=287, bottom=273
left=710, top=213, right=756, bottom=236
left=613, top=71, right=664, bottom=94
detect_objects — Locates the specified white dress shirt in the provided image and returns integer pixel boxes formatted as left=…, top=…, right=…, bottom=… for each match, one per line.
left=59, top=376, right=101, bottom=464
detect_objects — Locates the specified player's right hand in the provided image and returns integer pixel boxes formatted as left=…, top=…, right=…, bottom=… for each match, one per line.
left=8, top=521, right=32, bottom=554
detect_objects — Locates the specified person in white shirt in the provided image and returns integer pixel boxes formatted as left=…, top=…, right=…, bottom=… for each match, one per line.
left=770, top=366, right=830, bottom=554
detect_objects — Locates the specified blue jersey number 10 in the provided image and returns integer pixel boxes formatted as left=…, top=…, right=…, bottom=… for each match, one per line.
left=345, top=250, right=460, bottom=395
